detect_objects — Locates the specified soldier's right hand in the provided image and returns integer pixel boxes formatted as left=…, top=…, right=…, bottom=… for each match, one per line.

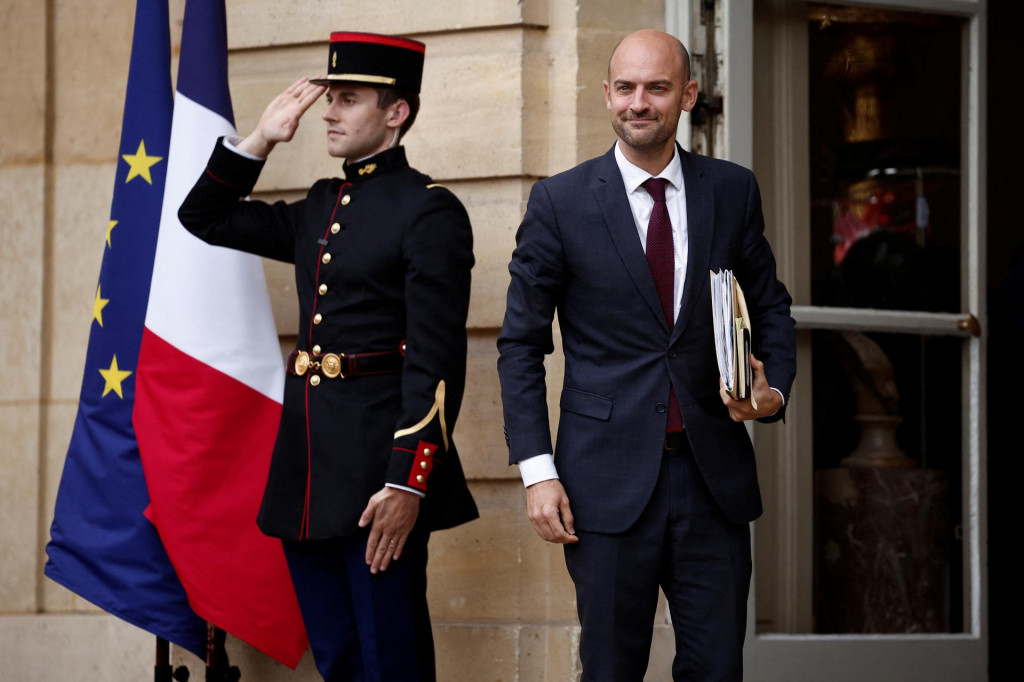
left=237, top=77, right=327, bottom=158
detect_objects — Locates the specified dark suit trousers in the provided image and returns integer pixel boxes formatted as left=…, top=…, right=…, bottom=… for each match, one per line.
left=282, top=530, right=434, bottom=682
left=564, top=439, right=752, bottom=682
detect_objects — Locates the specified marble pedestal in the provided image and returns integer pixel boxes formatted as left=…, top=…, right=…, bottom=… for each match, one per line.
left=814, top=467, right=949, bottom=633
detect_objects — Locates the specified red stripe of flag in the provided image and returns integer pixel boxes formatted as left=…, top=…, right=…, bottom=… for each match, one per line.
left=135, top=329, right=306, bottom=668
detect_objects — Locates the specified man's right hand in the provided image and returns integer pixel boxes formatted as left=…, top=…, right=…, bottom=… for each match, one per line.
left=526, top=479, right=578, bottom=544
left=237, top=77, right=327, bottom=158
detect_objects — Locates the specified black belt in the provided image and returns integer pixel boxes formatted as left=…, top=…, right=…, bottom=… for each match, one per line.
left=663, top=431, right=687, bottom=451
left=286, top=349, right=403, bottom=379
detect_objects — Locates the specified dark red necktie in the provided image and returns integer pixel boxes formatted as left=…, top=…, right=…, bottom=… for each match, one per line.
left=642, top=177, right=684, bottom=432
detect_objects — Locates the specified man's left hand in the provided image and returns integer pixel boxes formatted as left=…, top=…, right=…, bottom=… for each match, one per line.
left=719, top=353, right=782, bottom=421
left=359, top=487, right=421, bottom=574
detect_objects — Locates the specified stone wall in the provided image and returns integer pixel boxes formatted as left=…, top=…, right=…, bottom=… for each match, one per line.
left=1, top=0, right=669, bottom=680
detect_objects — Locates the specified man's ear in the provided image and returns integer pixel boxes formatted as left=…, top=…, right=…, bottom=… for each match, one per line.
left=387, top=99, right=411, bottom=130
left=680, top=79, right=700, bottom=113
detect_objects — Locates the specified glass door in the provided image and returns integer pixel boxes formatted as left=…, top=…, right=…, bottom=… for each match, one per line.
left=673, top=0, right=987, bottom=678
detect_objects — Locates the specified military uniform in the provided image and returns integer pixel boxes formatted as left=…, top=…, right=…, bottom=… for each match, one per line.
left=178, top=32, right=477, bottom=681
left=179, top=142, right=478, bottom=540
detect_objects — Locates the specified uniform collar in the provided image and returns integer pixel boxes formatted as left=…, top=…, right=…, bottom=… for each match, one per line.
left=343, top=145, right=408, bottom=184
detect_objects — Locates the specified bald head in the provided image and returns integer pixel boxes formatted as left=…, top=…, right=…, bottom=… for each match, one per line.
left=602, top=28, right=699, bottom=173
left=608, top=29, right=691, bottom=83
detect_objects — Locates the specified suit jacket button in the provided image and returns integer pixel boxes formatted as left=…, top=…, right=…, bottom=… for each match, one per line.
left=322, top=253, right=332, bottom=264
left=313, top=313, right=323, bottom=324
left=655, top=403, right=667, bottom=414
left=669, top=350, right=678, bottom=359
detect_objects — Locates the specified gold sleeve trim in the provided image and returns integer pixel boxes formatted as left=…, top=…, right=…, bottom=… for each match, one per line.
left=394, top=380, right=449, bottom=451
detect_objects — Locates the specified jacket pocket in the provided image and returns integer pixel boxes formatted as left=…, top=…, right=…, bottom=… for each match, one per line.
left=560, top=388, right=614, bottom=421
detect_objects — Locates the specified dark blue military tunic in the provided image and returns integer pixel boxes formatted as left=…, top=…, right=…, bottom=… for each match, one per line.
left=179, top=142, right=478, bottom=541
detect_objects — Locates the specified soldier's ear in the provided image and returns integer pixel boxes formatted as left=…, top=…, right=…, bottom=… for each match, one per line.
left=387, top=99, right=410, bottom=129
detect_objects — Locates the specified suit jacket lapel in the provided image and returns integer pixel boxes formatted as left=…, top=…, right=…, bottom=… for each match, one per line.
left=672, top=148, right=713, bottom=344
left=592, top=147, right=671, bottom=333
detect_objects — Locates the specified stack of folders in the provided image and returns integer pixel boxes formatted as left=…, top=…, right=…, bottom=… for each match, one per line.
left=710, top=269, right=757, bottom=410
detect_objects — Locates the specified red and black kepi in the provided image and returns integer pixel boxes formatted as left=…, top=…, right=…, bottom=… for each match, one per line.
left=310, top=32, right=425, bottom=94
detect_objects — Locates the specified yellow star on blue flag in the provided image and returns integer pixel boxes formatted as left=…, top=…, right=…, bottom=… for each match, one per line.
left=93, top=286, right=110, bottom=327
left=122, top=140, right=163, bottom=184
left=99, top=355, right=133, bottom=398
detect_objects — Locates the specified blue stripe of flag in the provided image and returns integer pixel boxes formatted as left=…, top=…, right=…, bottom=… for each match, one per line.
left=177, top=0, right=235, bottom=126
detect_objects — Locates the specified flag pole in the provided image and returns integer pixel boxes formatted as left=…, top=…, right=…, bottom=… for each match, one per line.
left=205, top=625, right=240, bottom=682
left=154, top=636, right=189, bottom=682
left=152, top=626, right=239, bottom=682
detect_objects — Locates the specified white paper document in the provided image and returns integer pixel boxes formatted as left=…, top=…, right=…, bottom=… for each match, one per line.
left=710, top=269, right=756, bottom=409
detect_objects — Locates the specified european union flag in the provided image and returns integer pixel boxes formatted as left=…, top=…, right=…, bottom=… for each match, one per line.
left=44, top=0, right=206, bottom=656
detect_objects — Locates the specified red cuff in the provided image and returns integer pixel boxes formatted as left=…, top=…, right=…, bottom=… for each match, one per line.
left=406, top=440, right=437, bottom=492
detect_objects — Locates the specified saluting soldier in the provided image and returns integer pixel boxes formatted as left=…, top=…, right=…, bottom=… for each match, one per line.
left=179, top=32, right=478, bottom=682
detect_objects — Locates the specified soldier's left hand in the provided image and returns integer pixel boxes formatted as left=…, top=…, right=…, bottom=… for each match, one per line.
left=719, top=353, right=782, bottom=421
left=359, top=486, right=421, bottom=574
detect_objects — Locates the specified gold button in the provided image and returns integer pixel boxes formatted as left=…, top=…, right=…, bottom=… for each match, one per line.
left=310, top=375, right=321, bottom=386
left=312, top=345, right=322, bottom=355
left=420, top=461, right=428, bottom=470
left=318, top=284, right=328, bottom=295
left=331, top=222, right=341, bottom=234
left=341, top=195, right=351, bottom=206
left=322, top=253, right=331, bottom=264
left=422, top=448, right=431, bottom=457
left=313, top=313, right=322, bottom=324
left=416, top=475, right=425, bottom=484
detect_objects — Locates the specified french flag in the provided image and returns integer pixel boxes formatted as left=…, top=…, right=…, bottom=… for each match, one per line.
left=133, top=0, right=306, bottom=668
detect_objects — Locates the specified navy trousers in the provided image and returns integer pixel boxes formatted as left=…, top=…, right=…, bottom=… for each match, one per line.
left=282, top=530, right=434, bottom=682
left=564, top=439, right=752, bottom=682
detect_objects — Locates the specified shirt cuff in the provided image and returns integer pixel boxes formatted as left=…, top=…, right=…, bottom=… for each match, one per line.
left=221, top=135, right=266, bottom=161
left=518, top=454, right=559, bottom=488
left=769, top=387, right=785, bottom=416
left=385, top=482, right=425, bottom=498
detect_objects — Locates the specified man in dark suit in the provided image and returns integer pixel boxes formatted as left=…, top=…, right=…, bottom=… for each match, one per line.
left=179, top=32, right=477, bottom=682
left=497, top=29, right=796, bottom=681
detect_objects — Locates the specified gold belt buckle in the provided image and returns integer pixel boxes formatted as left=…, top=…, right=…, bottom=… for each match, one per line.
left=293, top=351, right=311, bottom=376
left=321, top=353, right=345, bottom=379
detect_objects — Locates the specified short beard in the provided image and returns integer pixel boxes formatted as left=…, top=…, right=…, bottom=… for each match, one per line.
left=611, top=116, right=675, bottom=151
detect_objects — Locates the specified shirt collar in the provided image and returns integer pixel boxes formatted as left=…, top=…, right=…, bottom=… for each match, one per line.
left=614, top=141, right=683, bottom=195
